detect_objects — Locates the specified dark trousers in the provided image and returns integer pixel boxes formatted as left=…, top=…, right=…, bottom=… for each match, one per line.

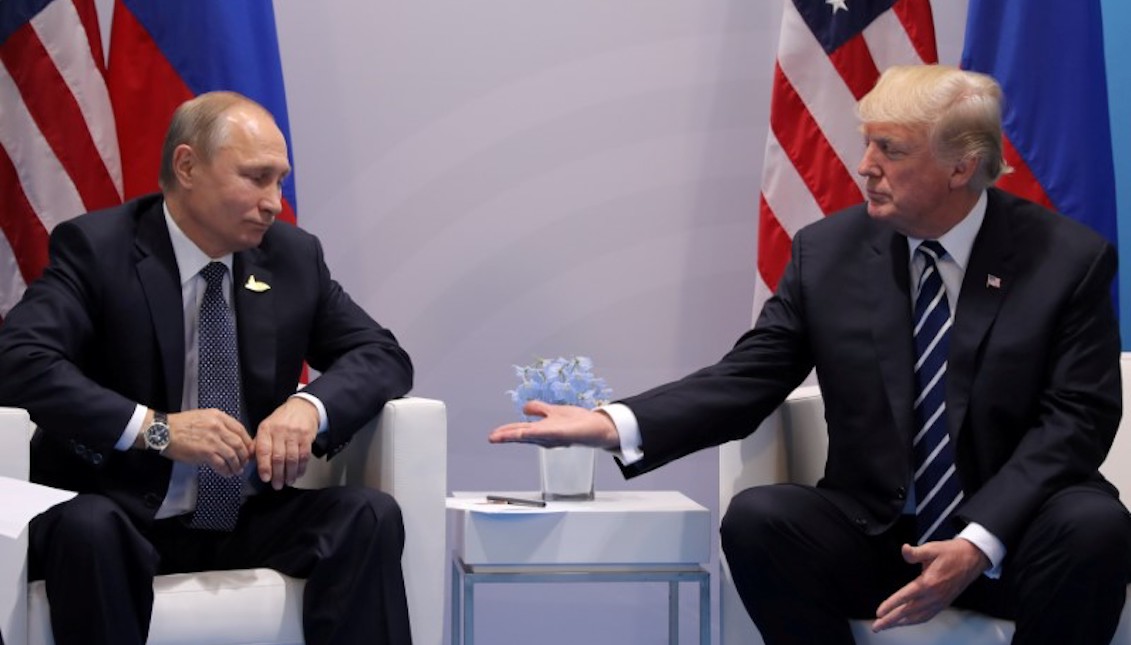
left=29, top=486, right=412, bottom=645
left=721, top=483, right=1131, bottom=645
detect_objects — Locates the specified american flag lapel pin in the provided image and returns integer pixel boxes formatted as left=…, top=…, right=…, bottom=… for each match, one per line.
left=986, top=274, right=1002, bottom=289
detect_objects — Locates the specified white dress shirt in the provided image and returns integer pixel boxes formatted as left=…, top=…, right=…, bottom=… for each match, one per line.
left=113, top=202, right=327, bottom=518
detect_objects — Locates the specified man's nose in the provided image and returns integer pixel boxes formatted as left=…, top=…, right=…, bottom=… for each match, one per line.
left=857, top=147, right=879, bottom=177
left=260, top=186, right=282, bottom=217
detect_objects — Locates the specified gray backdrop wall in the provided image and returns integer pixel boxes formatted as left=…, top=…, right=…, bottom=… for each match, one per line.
left=276, top=2, right=965, bottom=642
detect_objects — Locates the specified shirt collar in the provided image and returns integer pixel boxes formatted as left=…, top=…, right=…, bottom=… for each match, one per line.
left=905, top=190, right=987, bottom=271
left=162, top=201, right=233, bottom=286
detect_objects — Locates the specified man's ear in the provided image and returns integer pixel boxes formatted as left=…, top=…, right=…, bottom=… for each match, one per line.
left=949, top=155, right=979, bottom=190
left=171, top=144, right=198, bottom=189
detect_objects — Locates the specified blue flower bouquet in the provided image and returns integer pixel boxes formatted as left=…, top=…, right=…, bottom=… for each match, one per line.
left=508, top=356, right=612, bottom=500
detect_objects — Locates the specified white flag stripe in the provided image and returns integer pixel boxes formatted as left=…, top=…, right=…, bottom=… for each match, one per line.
left=0, top=232, right=28, bottom=318
left=777, top=2, right=867, bottom=186
left=760, top=133, right=826, bottom=238
left=862, top=9, right=924, bottom=74
left=0, top=62, right=86, bottom=231
left=31, top=0, right=123, bottom=197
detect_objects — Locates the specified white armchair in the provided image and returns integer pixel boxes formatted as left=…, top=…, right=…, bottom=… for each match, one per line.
left=719, top=355, right=1131, bottom=644
left=0, top=397, right=447, bottom=645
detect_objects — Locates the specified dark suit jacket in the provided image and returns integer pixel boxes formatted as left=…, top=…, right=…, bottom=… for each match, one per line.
left=0, top=193, right=413, bottom=526
left=620, top=188, right=1122, bottom=552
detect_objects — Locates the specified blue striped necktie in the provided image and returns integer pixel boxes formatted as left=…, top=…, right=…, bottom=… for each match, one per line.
left=189, top=261, right=244, bottom=531
left=912, top=241, right=964, bottom=544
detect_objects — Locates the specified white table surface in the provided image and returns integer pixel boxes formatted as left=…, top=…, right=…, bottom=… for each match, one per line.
left=449, top=490, right=711, bottom=566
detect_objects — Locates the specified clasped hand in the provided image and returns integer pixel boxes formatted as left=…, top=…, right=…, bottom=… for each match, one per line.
left=162, top=398, right=319, bottom=490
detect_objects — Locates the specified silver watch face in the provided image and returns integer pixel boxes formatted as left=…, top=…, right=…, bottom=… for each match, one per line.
left=145, top=421, right=170, bottom=451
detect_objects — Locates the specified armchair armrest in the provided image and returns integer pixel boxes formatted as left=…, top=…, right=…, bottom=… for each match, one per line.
left=0, top=408, right=32, bottom=645
left=296, top=396, right=448, bottom=645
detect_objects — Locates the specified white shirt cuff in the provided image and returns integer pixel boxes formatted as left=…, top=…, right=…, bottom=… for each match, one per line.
left=597, top=402, right=643, bottom=465
left=290, top=392, right=329, bottom=434
left=117, top=404, right=148, bottom=451
left=958, top=521, right=1006, bottom=579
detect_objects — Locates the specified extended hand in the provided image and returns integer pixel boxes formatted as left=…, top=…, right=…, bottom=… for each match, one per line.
left=872, top=539, right=989, bottom=632
left=488, top=400, right=620, bottom=449
left=255, top=397, right=319, bottom=490
left=163, top=409, right=254, bottom=477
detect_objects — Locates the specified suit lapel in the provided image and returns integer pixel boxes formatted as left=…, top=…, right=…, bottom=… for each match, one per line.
left=948, top=192, right=1013, bottom=439
left=135, top=202, right=185, bottom=410
left=233, top=251, right=276, bottom=431
left=869, top=223, right=917, bottom=447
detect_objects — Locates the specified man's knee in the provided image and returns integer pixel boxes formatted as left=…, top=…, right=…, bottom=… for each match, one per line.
left=721, top=485, right=796, bottom=562
left=30, top=494, right=146, bottom=579
left=1036, top=490, right=1131, bottom=569
left=327, top=487, right=404, bottom=541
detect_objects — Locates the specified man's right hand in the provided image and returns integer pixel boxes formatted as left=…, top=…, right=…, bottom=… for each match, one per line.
left=162, top=409, right=254, bottom=476
left=488, top=400, right=620, bottom=449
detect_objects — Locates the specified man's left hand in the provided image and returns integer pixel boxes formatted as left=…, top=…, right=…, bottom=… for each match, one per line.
left=872, top=539, right=989, bottom=632
left=255, top=398, right=319, bottom=490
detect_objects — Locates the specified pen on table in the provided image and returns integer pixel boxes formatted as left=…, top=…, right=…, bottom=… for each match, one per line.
left=486, top=494, right=547, bottom=508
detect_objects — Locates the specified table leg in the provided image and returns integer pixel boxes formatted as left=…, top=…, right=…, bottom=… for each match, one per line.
left=699, top=573, right=710, bottom=645
left=451, top=559, right=461, bottom=645
left=669, top=581, right=679, bottom=645
left=463, top=570, right=475, bottom=645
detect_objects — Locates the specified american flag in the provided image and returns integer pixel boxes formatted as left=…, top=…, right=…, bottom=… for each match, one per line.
left=0, top=0, right=123, bottom=322
left=754, top=0, right=938, bottom=320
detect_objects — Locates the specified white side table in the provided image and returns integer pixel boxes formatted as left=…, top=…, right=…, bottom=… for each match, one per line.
left=448, top=490, right=712, bottom=644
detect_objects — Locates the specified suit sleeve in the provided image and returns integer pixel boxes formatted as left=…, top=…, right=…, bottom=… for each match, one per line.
left=296, top=238, right=413, bottom=457
left=0, top=221, right=138, bottom=455
left=617, top=227, right=817, bottom=478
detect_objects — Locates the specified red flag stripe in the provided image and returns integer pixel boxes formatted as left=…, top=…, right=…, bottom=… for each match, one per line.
left=863, top=7, right=931, bottom=74
left=70, top=0, right=108, bottom=73
left=0, top=63, right=88, bottom=231
left=828, top=34, right=880, bottom=100
left=776, top=0, right=866, bottom=176
left=757, top=194, right=793, bottom=294
left=770, top=63, right=863, bottom=216
left=33, top=0, right=121, bottom=195
left=1, top=26, right=119, bottom=212
left=760, top=130, right=826, bottom=238
left=0, top=144, right=51, bottom=285
left=892, top=0, right=940, bottom=64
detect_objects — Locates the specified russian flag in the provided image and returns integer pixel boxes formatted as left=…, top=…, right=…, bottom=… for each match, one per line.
left=961, top=0, right=1118, bottom=269
left=107, top=0, right=298, bottom=223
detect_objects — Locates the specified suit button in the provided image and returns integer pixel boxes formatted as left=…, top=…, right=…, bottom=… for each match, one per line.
left=896, top=487, right=907, bottom=500
left=91, top=453, right=103, bottom=465
left=854, top=518, right=868, bottom=530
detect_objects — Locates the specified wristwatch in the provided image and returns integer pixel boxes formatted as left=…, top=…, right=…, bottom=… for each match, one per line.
left=143, top=411, right=171, bottom=453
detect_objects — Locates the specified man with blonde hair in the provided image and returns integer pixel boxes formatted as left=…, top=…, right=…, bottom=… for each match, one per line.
left=0, top=92, right=415, bottom=644
left=490, top=64, right=1131, bottom=643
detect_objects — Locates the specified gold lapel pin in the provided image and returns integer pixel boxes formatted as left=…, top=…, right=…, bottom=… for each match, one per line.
left=244, top=275, right=271, bottom=292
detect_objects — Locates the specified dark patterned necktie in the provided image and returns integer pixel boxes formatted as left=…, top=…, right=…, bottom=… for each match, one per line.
left=189, top=261, right=244, bottom=531
left=912, top=241, right=964, bottom=544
